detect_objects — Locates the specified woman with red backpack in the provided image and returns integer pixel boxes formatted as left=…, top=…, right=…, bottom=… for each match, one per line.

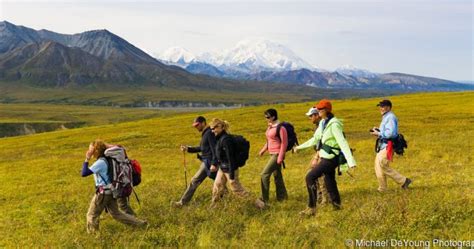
left=81, top=139, right=147, bottom=233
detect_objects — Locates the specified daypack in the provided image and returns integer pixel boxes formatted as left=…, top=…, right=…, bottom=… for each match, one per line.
left=103, top=146, right=133, bottom=198
left=231, top=135, right=250, bottom=167
left=130, top=159, right=142, bottom=186
left=276, top=122, right=299, bottom=151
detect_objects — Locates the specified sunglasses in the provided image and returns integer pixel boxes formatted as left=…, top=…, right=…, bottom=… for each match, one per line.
left=265, top=115, right=272, bottom=119
left=210, top=126, right=219, bottom=131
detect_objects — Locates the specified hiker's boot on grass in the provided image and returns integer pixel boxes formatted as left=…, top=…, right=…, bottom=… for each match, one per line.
left=401, top=178, right=412, bottom=190
left=255, top=198, right=267, bottom=210
left=171, top=201, right=184, bottom=208
left=299, top=207, right=316, bottom=217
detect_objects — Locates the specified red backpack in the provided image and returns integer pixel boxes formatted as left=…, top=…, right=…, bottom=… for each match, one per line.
left=130, top=159, right=142, bottom=186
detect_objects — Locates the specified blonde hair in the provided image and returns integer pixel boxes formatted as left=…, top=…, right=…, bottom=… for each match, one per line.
left=91, top=139, right=107, bottom=159
left=210, top=118, right=230, bottom=132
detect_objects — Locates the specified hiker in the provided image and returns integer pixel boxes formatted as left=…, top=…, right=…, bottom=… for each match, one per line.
left=295, top=107, right=331, bottom=205
left=101, top=142, right=137, bottom=216
left=209, top=118, right=249, bottom=206
left=371, top=99, right=412, bottom=192
left=173, top=116, right=220, bottom=207
left=81, top=139, right=147, bottom=233
left=255, top=108, right=288, bottom=209
left=91, top=142, right=136, bottom=215
left=294, top=100, right=356, bottom=216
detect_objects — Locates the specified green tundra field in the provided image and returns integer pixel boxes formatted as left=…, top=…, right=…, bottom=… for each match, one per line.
left=0, top=91, right=472, bottom=247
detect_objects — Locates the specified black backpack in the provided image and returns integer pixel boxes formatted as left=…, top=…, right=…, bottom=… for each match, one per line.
left=276, top=122, right=299, bottom=151
left=231, top=135, right=250, bottom=167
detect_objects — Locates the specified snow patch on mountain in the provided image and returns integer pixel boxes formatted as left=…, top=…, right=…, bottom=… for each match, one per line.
left=336, top=65, right=378, bottom=78
left=157, top=47, right=197, bottom=66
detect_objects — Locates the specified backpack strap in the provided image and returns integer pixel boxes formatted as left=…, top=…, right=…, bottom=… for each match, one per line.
left=97, top=157, right=111, bottom=186
left=320, top=144, right=342, bottom=175
left=274, top=123, right=287, bottom=169
left=275, top=123, right=282, bottom=141
left=320, top=143, right=340, bottom=155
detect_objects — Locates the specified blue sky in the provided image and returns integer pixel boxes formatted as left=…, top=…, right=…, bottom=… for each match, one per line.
left=1, top=0, right=472, bottom=81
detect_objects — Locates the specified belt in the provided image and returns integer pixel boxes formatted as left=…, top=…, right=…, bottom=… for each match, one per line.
left=96, top=185, right=113, bottom=195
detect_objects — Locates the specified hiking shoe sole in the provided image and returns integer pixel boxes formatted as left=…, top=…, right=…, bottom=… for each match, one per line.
left=402, top=178, right=412, bottom=189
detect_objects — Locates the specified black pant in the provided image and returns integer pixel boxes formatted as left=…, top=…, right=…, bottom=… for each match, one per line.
left=305, top=158, right=340, bottom=208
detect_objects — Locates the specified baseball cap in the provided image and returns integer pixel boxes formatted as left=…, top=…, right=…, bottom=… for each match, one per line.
left=305, top=107, right=319, bottom=117
left=192, top=116, right=206, bottom=127
left=315, top=99, right=332, bottom=112
left=377, top=99, right=392, bottom=107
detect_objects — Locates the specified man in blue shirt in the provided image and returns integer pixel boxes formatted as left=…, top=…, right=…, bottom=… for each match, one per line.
left=370, top=100, right=412, bottom=192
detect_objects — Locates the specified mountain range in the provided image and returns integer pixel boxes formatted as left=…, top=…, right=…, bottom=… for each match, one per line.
left=157, top=40, right=471, bottom=91
left=0, top=21, right=471, bottom=94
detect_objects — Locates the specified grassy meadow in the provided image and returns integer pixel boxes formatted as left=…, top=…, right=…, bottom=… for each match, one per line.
left=0, top=83, right=334, bottom=107
left=0, top=92, right=473, bottom=247
left=0, top=103, right=204, bottom=137
left=0, top=103, right=189, bottom=125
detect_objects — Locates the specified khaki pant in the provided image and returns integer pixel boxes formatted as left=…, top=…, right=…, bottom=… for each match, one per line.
left=117, top=197, right=136, bottom=216
left=212, top=168, right=248, bottom=203
left=375, top=148, right=407, bottom=192
left=311, top=152, right=329, bottom=204
left=86, top=193, right=146, bottom=233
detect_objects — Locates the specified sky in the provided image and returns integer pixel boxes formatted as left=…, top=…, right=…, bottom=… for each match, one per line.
left=0, top=0, right=472, bottom=81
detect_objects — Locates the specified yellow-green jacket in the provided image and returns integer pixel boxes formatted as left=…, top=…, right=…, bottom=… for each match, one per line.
left=296, top=117, right=356, bottom=167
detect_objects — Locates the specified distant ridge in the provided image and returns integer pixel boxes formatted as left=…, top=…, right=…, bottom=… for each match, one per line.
left=157, top=40, right=472, bottom=91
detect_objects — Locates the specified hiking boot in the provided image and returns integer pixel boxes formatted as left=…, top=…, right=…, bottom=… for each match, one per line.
left=332, top=203, right=342, bottom=211
left=255, top=198, right=267, bottom=210
left=401, top=178, right=412, bottom=190
left=171, top=201, right=184, bottom=208
left=209, top=201, right=218, bottom=209
left=299, top=207, right=316, bottom=217
left=139, top=220, right=148, bottom=227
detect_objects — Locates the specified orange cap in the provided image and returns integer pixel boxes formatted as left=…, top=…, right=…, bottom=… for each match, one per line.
left=315, top=99, right=332, bottom=112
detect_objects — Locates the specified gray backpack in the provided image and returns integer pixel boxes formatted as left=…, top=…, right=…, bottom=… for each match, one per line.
left=103, top=146, right=133, bottom=198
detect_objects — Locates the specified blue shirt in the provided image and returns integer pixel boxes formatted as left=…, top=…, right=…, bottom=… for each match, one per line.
left=89, top=158, right=110, bottom=187
left=379, top=111, right=398, bottom=150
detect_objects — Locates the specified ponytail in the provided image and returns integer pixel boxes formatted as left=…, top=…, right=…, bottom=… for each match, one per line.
left=210, top=118, right=230, bottom=132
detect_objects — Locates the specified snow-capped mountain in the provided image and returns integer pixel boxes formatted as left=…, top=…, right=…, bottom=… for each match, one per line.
left=156, top=38, right=316, bottom=73
left=336, top=65, right=378, bottom=78
left=208, top=38, right=315, bottom=73
left=157, top=46, right=197, bottom=66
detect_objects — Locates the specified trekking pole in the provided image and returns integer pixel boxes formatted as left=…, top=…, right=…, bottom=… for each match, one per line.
left=183, top=150, right=188, bottom=190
